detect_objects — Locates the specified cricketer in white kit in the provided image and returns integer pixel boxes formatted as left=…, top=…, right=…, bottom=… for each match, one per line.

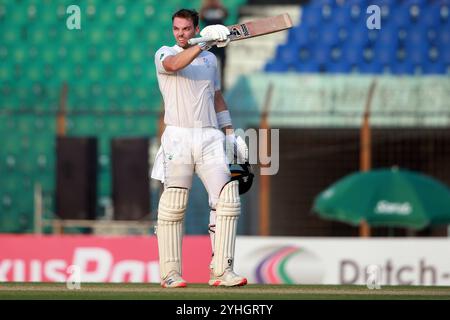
left=151, top=9, right=248, bottom=288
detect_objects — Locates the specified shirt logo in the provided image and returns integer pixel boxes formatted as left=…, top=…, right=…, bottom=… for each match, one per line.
left=203, top=57, right=211, bottom=68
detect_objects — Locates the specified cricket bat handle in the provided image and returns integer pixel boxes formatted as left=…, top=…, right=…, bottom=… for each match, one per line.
left=188, top=36, right=218, bottom=45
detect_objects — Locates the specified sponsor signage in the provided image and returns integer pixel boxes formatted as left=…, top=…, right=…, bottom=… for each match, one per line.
left=1, top=235, right=449, bottom=285
left=0, top=235, right=211, bottom=283
left=234, top=237, right=450, bottom=286
left=375, top=200, right=412, bottom=215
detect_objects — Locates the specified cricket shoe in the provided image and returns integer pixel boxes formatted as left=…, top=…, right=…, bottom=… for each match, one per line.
left=161, top=271, right=187, bottom=288
left=209, top=268, right=247, bottom=287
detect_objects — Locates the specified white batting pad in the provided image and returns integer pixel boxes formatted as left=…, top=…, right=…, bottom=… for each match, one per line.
left=213, top=180, right=240, bottom=276
left=156, top=187, right=188, bottom=279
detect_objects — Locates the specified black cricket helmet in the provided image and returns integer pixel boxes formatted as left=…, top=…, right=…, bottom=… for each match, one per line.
left=230, top=162, right=254, bottom=195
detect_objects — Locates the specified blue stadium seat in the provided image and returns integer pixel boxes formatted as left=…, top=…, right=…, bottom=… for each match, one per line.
left=439, top=3, right=450, bottom=23
left=293, top=61, right=320, bottom=73
left=298, top=45, right=313, bottom=63
left=342, top=44, right=364, bottom=66
left=406, top=44, right=429, bottom=65
left=319, top=25, right=340, bottom=47
left=276, top=44, right=299, bottom=65
left=423, top=61, right=446, bottom=74
left=334, top=5, right=353, bottom=27
left=392, top=4, right=414, bottom=28
left=405, top=2, right=424, bottom=22
left=301, top=6, right=322, bottom=29
left=350, top=27, right=371, bottom=48
left=320, top=3, right=334, bottom=23
left=358, top=60, right=383, bottom=74
left=427, top=46, right=440, bottom=62
left=375, top=3, right=389, bottom=21
left=289, top=26, right=310, bottom=47
left=377, top=24, right=399, bottom=47
left=310, top=0, right=335, bottom=7
left=422, top=5, right=443, bottom=27
left=404, top=0, right=426, bottom=6
left=264, top=60, right=289, bottom=72
left=406, top=25, right=427, bottom=47
left=313, top=44, right=331, bottom=65
left=391, top=61, right=415, bottom=74
left=374, top=0, right=396, bottom=5
left=337, top=26, right=350, bottom=42
left=427, top=27, right=439, bottom=45
left=438, top=27, right=450, bottom=47
left=329, top=46, right=342, bottom=62
left=441, top=44, right=450, bottom=65
left=266, top=0, right=446, bottom=75
left=345, top=0, right=368, bottom=4
left=325, top=61, right=351, bottom=74
left=375, top=43, right=397, bottom=65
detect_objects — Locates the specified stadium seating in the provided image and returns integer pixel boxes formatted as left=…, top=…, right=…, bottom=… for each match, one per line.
left=265, top=0, right=449, bottom=75
left=0, top=0, right=245, bottom=233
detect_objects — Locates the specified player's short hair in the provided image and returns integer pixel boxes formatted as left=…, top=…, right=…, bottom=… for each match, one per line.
left=172, top=9, right=199, bottom=28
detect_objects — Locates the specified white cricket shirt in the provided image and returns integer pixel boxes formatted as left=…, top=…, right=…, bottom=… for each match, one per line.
left=155, top=45, right=220, bottom=128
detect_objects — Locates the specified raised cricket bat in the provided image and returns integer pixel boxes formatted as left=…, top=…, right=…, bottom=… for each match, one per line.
left=188, top=13, right=293, bottom=45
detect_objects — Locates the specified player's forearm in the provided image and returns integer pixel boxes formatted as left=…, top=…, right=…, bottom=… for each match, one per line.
left=163, top=45, right=202, bottom=72
left=215, top=91, right=234, bottom=134
left=214, top=91, right=228, bottom=113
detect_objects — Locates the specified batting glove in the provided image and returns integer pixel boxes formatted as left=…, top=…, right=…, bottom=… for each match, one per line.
left=199, top=24, right=231, bottom=50
left=225, top=134, right=248, bottom=164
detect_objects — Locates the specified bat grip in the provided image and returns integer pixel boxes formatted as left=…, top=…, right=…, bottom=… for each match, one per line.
left=188, top=36, right=215, bottom=45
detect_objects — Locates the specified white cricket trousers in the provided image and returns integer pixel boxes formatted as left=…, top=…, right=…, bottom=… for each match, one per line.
left=151, top=125, right=231, bottom=209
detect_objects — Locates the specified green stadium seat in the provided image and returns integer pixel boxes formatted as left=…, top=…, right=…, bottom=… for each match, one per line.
left=99, top=5, right=114, bottom=24
left=0, top=45, right=8, bottom=62
left=115, top=65, right=132, bottom=82
left=70, top=115, right=97, bottom=134
left=99, top=45, right=114, bottom=64
left=128, top=3, right=146, bottom=25
left=129, top=45, right=145, bottom=63
left=42, top=4, right=58, bottom=24
left=55, top=63, right=72, bottom=81
left=98, top=173, right=111, bottom=196
left=0, top=65, right=12, bottom=86
left=0, top=84, right=16, bottom=109
left=4, top=155, right=16, bottom=170
left=24, top=63, right=42, bottom=82
left=88, top=28, right=105, bottom=45
left=20, top=157, right=34, bottom=175
left=1, top=192, right=13, bottom=209
left=70, top=45, right=87, bottom=63
left=10, top=4, right=28, bottom=24
left=55, top=2, right=67, bottom=20
left=2, top=25, right=19, bottom=45
left=86, top=63, right=102, bottom=82
left=0, top=3, right=5, bottom=19
left=40, top=45, right=57, bottom=65
left=28, top=26, right=49, bottom=45
left=11, top=44, right=27, bottom=64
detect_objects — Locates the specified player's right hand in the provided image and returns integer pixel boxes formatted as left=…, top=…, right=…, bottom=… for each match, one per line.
left=200, top=24, right=230, bottom=41
left=199, top=24, right=231, bottom=49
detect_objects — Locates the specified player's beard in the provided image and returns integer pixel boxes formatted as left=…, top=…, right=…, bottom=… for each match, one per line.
left=177, top=37, right=189, bottom=49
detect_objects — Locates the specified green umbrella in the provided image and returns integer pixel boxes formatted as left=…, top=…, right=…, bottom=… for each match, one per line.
left=313, top=168, right=450, bottom=230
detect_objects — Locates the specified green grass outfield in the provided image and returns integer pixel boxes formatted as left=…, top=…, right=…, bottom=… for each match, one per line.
left=0, top=283, right=449, bottom=300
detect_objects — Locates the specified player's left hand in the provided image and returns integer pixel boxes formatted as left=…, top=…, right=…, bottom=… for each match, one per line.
left=225, top=134, right=248, bottom=164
